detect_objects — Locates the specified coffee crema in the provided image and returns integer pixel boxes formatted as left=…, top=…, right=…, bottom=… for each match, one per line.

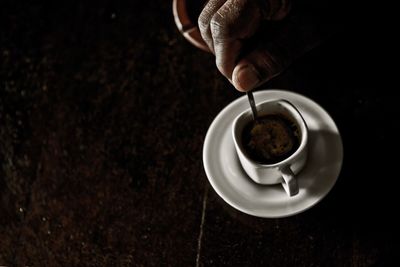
left=241, top=114, right=300, bottom=164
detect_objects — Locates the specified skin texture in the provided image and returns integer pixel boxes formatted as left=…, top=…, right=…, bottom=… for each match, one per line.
left=198, top=0, right=294, bottom=91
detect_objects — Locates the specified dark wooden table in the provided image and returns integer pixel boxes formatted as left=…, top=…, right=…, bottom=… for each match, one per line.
left=0, top=1, right=397, bottom=266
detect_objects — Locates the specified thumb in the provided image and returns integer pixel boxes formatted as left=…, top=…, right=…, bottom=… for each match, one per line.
left=232, top=11, right=327, bottom=92
left=232, top=44, right=286, bottom=92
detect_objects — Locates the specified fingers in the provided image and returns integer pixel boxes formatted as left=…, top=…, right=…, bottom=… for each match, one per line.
left=232, top=44, right=286, bottom=92
left=232, top=11, right=324, bottom=92
left=198, top=0, right=293, bottom=88
left=198, top=0, right=227, bottom=53
left=210, top=0, right=262, bottom=80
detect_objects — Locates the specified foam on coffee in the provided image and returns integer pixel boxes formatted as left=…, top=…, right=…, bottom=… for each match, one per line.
left=242, top=114, right=300, bottom=164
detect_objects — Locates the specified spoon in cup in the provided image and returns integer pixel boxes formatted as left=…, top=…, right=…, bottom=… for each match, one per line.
left=247, top=91, right=258, bottom=121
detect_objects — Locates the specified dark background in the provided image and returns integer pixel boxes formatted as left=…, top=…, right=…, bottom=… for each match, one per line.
left=0, top=0, right=397, bottom=266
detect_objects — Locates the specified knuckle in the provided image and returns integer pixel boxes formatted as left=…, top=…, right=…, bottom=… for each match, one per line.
left=198, top=11, right=209, bottom=32
left=210, top=12, right=229, bottom=40
left=215, top=58, right=229, bottom=77
left=215, top=58, right=224, bottom=71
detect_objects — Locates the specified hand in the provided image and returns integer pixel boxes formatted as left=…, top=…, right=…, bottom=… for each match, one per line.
left=198, top=0, right=319, bottom=92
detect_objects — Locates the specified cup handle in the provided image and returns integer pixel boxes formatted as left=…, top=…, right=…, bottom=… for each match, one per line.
left=280, top=165, right=299, bottom=197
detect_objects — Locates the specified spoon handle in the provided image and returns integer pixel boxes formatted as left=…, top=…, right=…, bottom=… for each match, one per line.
left=247, top=91, right=258, bottom=120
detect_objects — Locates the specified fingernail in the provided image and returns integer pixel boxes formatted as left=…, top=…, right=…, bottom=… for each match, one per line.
left=233, top=65, right=260, bottom=91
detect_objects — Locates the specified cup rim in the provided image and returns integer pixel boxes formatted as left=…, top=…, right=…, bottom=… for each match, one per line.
left=232, top=98, right=308, bottom=168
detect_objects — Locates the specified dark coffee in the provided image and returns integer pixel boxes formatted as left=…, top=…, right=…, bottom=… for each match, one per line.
left=242, top=114, right=300, bottom=164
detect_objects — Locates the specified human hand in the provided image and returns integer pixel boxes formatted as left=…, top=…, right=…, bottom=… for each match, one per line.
left=198, top=0, right=310, bottom=92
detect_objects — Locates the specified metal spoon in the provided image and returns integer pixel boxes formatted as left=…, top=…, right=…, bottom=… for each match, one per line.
left=246, top=91, right=258, bottom=120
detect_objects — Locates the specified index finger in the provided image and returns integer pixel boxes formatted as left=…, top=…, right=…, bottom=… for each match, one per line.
left=210, top=0, right=262, bottom=79
left=198, top=0, right=227, bottom=54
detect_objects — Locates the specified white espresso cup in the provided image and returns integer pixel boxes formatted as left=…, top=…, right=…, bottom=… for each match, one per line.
left=232, top=99, right=308, bottom=197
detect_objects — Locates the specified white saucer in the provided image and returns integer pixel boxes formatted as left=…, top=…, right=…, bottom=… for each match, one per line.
left=203, top=90, right=343, bottom=218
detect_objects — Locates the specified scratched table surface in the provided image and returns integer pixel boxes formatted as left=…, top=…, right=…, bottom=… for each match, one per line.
left=0, top=1, right=397, bottom=266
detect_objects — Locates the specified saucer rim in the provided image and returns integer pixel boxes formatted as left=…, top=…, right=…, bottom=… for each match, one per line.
left=202, top=89, right=343, bottom=218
